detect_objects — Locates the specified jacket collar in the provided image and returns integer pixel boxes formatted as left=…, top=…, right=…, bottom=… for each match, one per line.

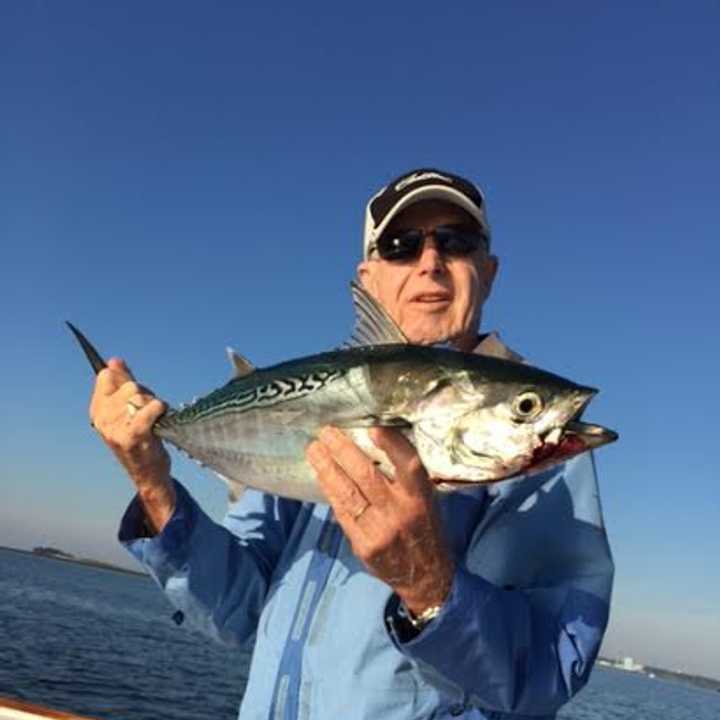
left=473, top=331, right=525, bottom=363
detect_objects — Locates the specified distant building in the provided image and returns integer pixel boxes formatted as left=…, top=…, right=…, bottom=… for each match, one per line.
left=597, top=655, right=644, bottom=672
left=621, top=657, right=644, bottom=672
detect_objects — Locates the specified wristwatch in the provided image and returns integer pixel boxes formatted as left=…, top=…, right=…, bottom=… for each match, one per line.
left=404, top=602, right=443, bottom=631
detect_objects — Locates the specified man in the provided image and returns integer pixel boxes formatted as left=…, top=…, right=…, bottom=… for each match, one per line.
left=90, top=169, right=613, bottom=719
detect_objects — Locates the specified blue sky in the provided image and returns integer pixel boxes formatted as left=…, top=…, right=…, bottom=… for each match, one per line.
left=2, top=1, right=718, bottom=678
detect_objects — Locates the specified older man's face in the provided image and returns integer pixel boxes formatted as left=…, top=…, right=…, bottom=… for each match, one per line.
left=358, top=201, right=498, bottom=350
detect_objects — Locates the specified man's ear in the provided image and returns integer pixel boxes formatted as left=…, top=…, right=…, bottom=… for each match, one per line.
left=357, top=260, right=377, bottom=295
left=481, top=254, right=499, bottom=298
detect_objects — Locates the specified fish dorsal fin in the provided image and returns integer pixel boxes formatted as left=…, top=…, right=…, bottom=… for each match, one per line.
left=346, top=280, right=408, bottom=347
left=226, top=347, right=256, bottom=378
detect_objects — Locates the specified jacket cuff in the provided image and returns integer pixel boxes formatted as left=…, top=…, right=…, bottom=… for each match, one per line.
left=385, top=564, right=496, bottom=656
left=117, top=479, right=198, bottom=574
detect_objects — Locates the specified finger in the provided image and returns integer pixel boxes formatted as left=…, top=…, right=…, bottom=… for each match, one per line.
left=306, top=441, right=370, bottom=520
left=318, top=426, right=391, bottom=506
left=369, top=427, right=429, bottom=493
left=117, top=380, right=154, bottom=401
left=124, top=392, right=159, bottom=422
left=96, top=368, right=125, bottom=397
left=108, top=357, right=135, bottom=380
left=95, top=358, right=134, bottom=397
left=92, top=372, right=133, bottom=427
left=128, top=398, right=167, bottom=436
left=127, top=392, right=156, bottom=407
left=93, top=382, right=143, bottom=426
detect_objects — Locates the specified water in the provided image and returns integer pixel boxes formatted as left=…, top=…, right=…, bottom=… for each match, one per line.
left=0, top=548, right=249, bottom=719
left=557, top=668, right=720, bottom=720
left=1, top=548, right=719, bottom=720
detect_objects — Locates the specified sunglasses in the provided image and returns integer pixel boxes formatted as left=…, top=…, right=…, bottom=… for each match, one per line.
left=371, top=224, right=488, bottom=262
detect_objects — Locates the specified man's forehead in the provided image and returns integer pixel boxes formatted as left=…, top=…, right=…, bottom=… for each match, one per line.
left=384, top=200, right=479, bottom=231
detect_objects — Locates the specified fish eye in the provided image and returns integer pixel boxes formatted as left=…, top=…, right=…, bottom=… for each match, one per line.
left=512, top=391, right=544, bottom=420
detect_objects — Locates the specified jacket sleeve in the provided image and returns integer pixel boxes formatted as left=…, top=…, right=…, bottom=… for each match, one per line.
left=118, top=479, right=302, bottom=647
left=385, top=452, right=614, bottom=716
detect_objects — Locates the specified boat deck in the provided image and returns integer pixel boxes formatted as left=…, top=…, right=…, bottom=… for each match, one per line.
left=0, top=697, right=95, bottom=720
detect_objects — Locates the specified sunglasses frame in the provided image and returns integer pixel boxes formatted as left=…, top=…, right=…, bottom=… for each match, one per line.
left=370, top=224, right=489, bottom=262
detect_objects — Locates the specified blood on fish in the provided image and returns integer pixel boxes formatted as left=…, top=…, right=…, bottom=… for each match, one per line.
left=527, top=435, right=589, bottom=473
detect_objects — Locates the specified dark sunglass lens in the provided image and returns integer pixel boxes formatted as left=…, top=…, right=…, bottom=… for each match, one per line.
left=434, top=227, right=483, bottom=256
left=376, top=230, right=423, bottom=261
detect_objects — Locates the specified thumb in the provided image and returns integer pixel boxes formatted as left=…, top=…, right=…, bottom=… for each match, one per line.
left=369, top=427, right=428, bottom=491
left=369, top=427, right=417, bottom=466
left=108, top=357, right=135, bottom=381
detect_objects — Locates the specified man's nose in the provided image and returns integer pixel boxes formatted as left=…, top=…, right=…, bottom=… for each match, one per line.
left=417, top=238, right=445, bottom=274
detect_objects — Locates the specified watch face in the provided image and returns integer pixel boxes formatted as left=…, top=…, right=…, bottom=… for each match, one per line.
left=406, top=603, right=443, bottom=629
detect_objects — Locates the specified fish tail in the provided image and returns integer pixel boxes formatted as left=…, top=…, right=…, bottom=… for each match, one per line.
left=66, top=322, right=108, bottom=375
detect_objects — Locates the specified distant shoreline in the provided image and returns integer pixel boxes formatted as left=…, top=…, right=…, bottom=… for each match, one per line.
left=597, top=657, right=720, bottom=693
left=0, top=545, right=148, bottom=578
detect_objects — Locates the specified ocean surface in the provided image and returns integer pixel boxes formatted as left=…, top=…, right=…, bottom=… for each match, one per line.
left=1, top=547, right=718, bottom=720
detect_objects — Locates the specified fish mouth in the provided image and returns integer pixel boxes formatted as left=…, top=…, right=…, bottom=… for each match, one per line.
left=527, top=420, right=618, bottom=474
left=431, top=417, right=618, bottom=489
left=523, top=386, right=617, bottom=472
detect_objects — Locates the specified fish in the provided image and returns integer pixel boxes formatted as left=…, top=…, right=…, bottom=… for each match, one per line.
left=68, top=282, right=617, bottom=503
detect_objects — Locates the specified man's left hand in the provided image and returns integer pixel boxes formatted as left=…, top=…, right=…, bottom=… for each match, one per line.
left=306, top=426, right=455, bottom=616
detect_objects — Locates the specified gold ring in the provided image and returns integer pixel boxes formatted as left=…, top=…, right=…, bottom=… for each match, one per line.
left=352, top=502, right=370, bottom=520
left=127, top=400, right=142, bottom=418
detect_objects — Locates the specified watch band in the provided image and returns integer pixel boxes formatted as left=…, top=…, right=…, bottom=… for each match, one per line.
left=405, top=603, right=443, bottom=630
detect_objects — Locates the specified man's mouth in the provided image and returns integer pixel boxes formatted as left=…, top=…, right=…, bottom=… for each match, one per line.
left=412, top=292, right=452, bottom=304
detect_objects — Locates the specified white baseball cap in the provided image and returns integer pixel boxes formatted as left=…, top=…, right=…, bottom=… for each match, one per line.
left=363, top=168, right=491, bottom=259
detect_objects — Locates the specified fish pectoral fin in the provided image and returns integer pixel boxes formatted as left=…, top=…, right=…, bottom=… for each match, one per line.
left=227, top=483, right=247, bottom=504
left=343, top=280, right=409, bottom=347
left=226, top=347, right=256, bottom=378
left=214, top=472, right=247, bottom=504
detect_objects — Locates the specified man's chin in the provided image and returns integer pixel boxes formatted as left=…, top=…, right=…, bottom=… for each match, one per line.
left=404, top=324, right=456, bottom=347
left=399, top=308, right=470, bottom=347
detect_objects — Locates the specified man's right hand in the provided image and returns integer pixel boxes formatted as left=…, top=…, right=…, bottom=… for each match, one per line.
left=89, top=357, right=176, bottom=534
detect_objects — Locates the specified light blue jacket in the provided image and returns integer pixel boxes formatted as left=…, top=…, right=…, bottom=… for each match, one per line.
left=120, top=450, right=613, bottom=720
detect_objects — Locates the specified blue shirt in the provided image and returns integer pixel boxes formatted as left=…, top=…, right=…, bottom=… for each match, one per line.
left=119, top=451, right=613, bottom=720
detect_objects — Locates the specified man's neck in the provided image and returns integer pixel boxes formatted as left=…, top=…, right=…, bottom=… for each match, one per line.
left=450, top=332, right=484, bottom=353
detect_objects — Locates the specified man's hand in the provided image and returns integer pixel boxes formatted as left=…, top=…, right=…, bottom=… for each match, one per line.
left=306, top=426, right=454, bottom=616
left=89, top=357, right=176, bottom=533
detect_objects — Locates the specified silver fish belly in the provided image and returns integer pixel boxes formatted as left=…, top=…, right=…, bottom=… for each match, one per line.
left=155, top=358, right=392, bottom=502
